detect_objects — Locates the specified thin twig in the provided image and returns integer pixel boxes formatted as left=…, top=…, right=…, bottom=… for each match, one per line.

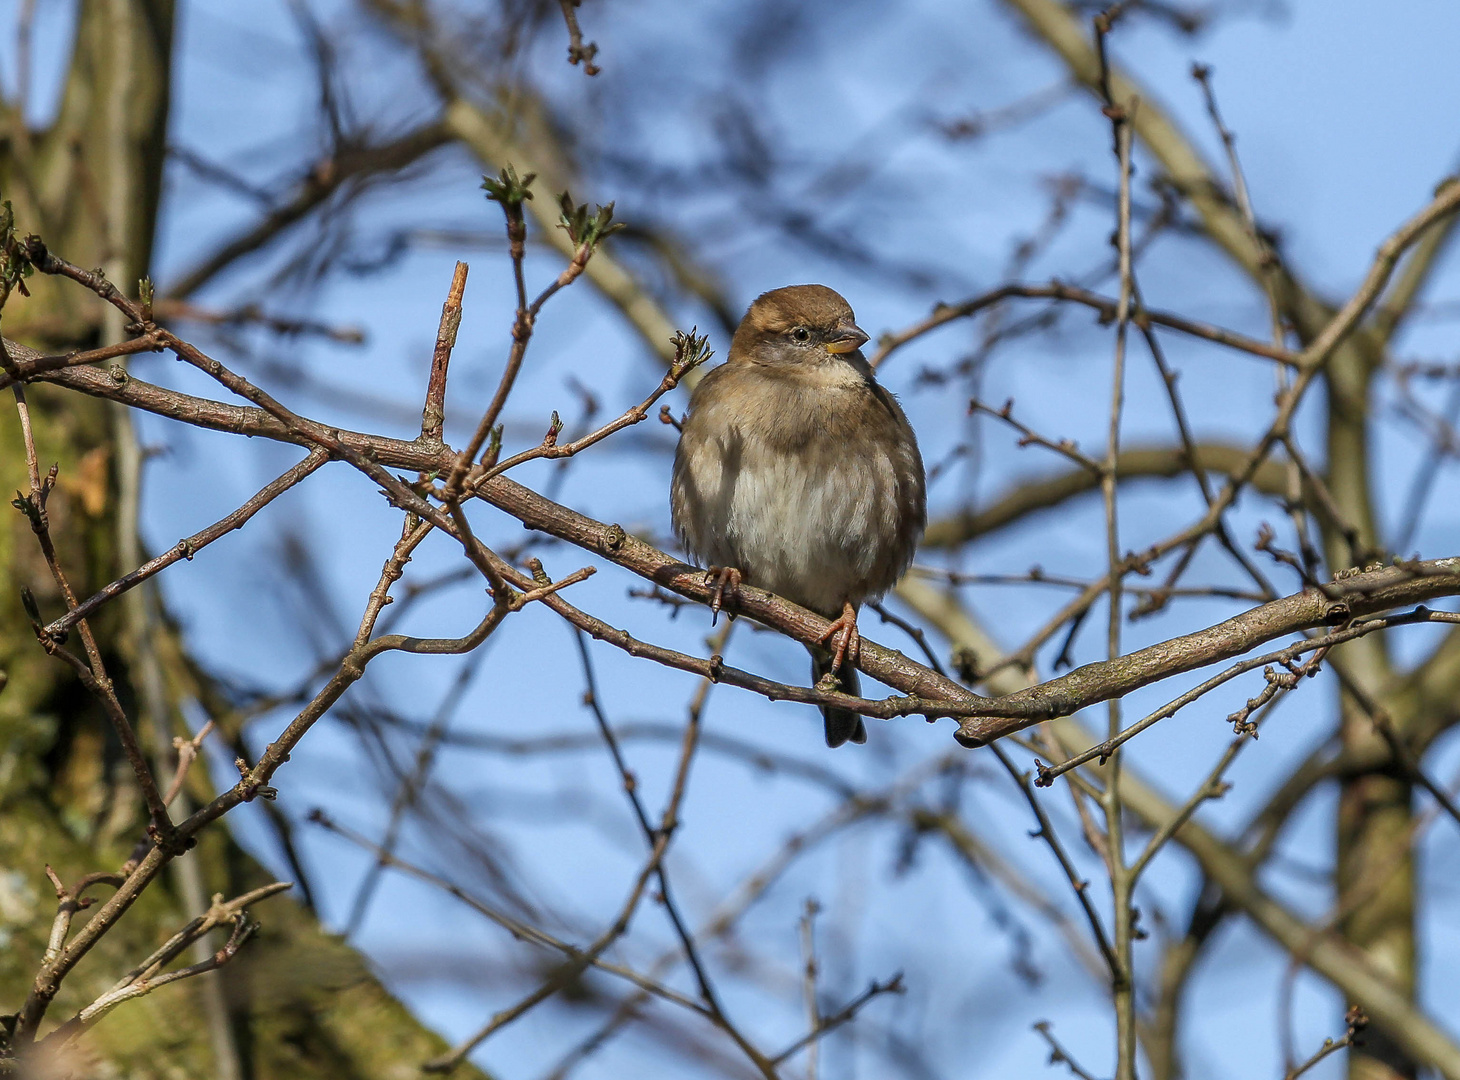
left=769, top=971, right=905, bottom=1067
left=37, top=882, right=291, bottom=1049
left=45, top=448, right=330, bottom=637
left=798, top=899, right=821, bottom=1080
left=11, top=384, right=175, bottom=845
left=573, top=629, right=779, bottom=1079
left=421, top=260, right=468, bottom=444
left=1033, top=1020, right=1103, bottom=1080
left=556, top=0, right=600, bottom=74
left=989, top=743, right=1118, bottom=976
left=1095, top=14, right=1138, bottom=1074
left=1284, top=1007, right=1369, bottom=1080
left=312, top=811, right=710, bottom=1019
left=868, top=280, right=1296, bottom=371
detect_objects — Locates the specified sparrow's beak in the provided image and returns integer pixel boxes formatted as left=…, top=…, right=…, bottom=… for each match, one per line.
left=825, top=322, right=870, bottom=355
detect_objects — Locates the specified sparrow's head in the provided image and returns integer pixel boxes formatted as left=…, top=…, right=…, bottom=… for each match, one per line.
left=730, top=284, right=869, bottom=368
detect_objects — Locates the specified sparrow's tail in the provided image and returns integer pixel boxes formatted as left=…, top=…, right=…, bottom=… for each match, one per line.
left=809, top=645, right=867, bottom=748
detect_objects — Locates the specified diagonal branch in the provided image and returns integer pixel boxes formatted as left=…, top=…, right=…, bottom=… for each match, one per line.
left=16, top=337, right=1460, bottom=737
left=923, top=442, right=1289, bottom=548
left=163, top=121, right=452, bottom=300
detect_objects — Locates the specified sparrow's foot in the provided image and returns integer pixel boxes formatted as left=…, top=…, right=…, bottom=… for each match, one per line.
left=706, top=566, right=743, bottom=624
left=818, top=601, right=861, bottom=674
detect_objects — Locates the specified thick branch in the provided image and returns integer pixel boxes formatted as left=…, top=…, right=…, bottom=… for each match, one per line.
left=19, top=344, right=1460, bottom=740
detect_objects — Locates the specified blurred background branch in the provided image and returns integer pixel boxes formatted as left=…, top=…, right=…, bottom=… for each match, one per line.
left=4, top=4, right=1460, bottom=1080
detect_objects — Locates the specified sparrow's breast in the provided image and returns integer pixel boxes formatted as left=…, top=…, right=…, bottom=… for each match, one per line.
left=672, top=367, right=923, bottom=616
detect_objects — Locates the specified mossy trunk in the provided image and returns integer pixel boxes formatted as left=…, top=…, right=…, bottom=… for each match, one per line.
left=1, top=5, right=485, bottom=1076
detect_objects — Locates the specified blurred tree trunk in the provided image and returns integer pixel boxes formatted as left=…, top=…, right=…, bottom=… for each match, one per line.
left=991, top=3, right=1427, bottom=1074
left=0, top=5, right=486, bottom=1077
left=1323, top=342, right=1416, bottom=1080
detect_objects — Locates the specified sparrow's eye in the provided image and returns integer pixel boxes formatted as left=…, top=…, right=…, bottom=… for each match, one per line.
left=790, top=326, right=811, bottom=343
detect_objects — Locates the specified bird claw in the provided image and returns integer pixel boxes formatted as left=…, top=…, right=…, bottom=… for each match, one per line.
left=706, top=566, right=742, bottom=625
left=818, top=602, right=861, bottom=673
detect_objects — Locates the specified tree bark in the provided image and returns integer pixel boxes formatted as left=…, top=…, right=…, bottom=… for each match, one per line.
left=0, top=5, right=486, bottom=1076
left=1322, top=339, right=1415, bottom=1080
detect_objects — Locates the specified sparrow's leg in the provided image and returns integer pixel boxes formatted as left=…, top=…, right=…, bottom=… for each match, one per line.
left=818, top=601, right=861, bottom=673
left=705, top=566, right=743, bottom=624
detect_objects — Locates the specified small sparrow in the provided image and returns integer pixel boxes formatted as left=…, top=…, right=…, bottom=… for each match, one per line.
left=671, top=285, right=926, bottom=747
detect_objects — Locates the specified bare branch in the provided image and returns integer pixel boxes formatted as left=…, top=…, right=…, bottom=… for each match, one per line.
left=557, top=0, right=600, bottom=75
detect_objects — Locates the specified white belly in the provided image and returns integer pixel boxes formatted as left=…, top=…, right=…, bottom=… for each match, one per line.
left=678, top=435, right=900, bottom=615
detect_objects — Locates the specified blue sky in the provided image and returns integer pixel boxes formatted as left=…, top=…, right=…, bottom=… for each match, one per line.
left=8, top=0, right=1460, bottom=1076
